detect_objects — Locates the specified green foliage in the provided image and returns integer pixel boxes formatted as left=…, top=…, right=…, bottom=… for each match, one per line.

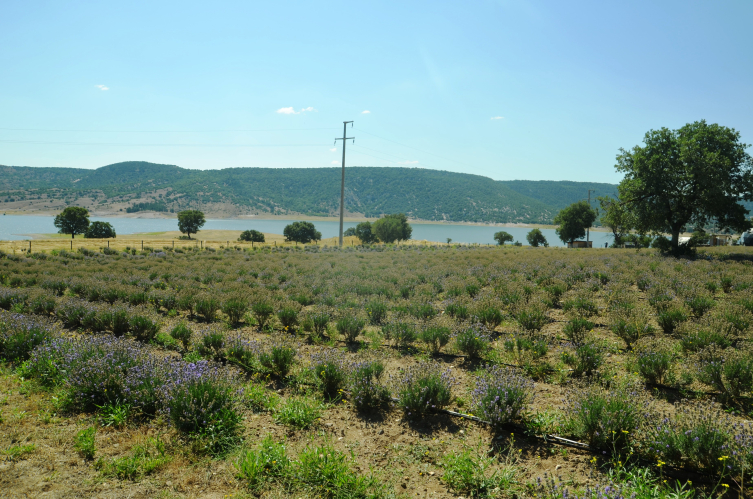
left=54, top=206, right=90, bottom=238
left=169, top=322, right=192, bottom=349
left=75, top=427, right=96, bottom=460
left=239, top=229, right=265, bottom=242
left=494, top=231, right=513, bottom=245
left=297, top=444, right=385, bottom=499
left=283, top=221, right=321, bottom=243
left=252, top=301, right=275, bottom=329
left=526, top=228, right=548, bottom=247
left=454, top=327, right=490, bottom=359
left=277, top=306, right=299, bottom=330
left=563, top=317, right=593, bottom=346
left=562, top=342, right=604, bottom=377
left=235, top=435, right=291, bottom=493
left=95, top=437, right=169, bottom=480
left=259, top=344, right=297, bottom=377
left=273, top=396, right=322, bottom=429
left=418, top=325, right=451, bottom=355
left=553, top=200, right=598, bottom=244
left=335, top=315, right=366, bottom=343
left=176, top=210, right=205, bottom=239
left=372, top=213, right=412, bottom=243
left=84, top=221, right=116, bottom=239
left=365, top=300, right=388, bottom=325
left=442, top=443, right=517, bottom=498
left=598, top=195, right=634, bottom=245
left=354, top=221, right=377, bottom=244
left=616, top=120, right=753, bottom=254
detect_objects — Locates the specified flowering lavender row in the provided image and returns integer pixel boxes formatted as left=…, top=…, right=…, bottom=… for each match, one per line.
left=471, top=365, right=534, bottom=429
left=0, top=310, right=58, bottom=361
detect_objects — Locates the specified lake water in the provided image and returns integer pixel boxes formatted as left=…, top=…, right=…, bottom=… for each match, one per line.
left=0, top=214, right=613, bottom=247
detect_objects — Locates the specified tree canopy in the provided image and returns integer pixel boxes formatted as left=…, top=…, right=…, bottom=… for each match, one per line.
left=553, top=201, right=598, bottom=244
left=54, top=207, right=90, bottom=239
left=372, top=213, right=412, bottom=243
left=283, top=221, right=321, bottom=243
left=598, top=195, right=634, bottom=246
left=526, top=228, right=548, bottom=247
left=616, top=120, right=753, bottom=253
left=354, top=221, right=377, bottom=244
left=84, top=221, right=116, bottom=239
left=493, top=231, right=513, bottom=246
left=239, top=229, right=265, bottom=243
left=177, top=210, right=205, bottom=239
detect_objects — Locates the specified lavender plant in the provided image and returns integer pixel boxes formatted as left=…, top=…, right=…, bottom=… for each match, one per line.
left=392, top=362, right=455, bottom=416
left=471, top=365, right=534, bottom=430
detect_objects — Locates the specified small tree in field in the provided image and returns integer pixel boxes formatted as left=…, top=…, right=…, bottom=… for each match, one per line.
left=54, top=207, right=90, bottom=239
left=526, top=228, right=548, bottom=247
left=283, top=221, right=321, bottom=244
left=598, top=195, right=634, bottom=247
left=372, top=213, right=412, bottom=243
left=554, top=201, right=598, bottom=245
left=177, top=210, right=206, bottom=240
left=354, top=221, right=377, bottom=244
left=494, top=231, right=513, bottom=246
left=239, top=230, right=265, bottom=243
left=85, top=221, right=116, bottom=239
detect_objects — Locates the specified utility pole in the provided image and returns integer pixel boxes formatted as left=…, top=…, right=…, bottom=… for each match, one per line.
left=587, top=189, right=595, bottom=243
left=334, top=121, right=354, bottom=248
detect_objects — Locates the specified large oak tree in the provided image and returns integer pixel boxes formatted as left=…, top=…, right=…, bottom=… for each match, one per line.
left=616, top=121, right=753, bottom=254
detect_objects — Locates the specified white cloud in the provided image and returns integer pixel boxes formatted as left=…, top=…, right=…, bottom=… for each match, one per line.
left=361, top=110, right=371, bottom=114
left=490, top=116, right=504, bottom=120
left=95, top=85, right=109, bottom=91
left=398, top=160, right=419, bottom=165
left=331, top=160, right=340, bottom=165
left=277, top=106, right=317, bottom=114
left=329, top=147, right=337, bottom=152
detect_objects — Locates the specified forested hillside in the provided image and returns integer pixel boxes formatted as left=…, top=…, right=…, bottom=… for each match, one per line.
left=0, top=161, right=619, bottom=223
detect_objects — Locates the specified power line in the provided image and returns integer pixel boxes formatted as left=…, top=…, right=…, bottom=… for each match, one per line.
left=0, top=127, right=339, bottom=133
left=0, top=139, right=327, bottom=148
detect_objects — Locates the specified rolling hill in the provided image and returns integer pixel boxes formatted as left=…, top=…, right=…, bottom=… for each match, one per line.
left=0, top=161, right=621, bottom=223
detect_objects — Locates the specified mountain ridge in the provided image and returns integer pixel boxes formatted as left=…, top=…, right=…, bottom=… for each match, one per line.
left=0, top=161, right=620, bottom=223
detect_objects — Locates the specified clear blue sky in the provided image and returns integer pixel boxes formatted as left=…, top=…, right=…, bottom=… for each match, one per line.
left=1, top=1, right=751, bottom=183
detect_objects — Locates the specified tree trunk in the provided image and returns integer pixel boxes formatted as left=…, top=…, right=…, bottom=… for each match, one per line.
left=671, top=228, right=680, bottom=254
left=71, top=233, right=74, bottom=239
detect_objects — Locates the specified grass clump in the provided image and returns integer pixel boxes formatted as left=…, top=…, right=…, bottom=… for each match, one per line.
left=442, top=441, right=518, bottom=498
left=259, top=342, right=297, bottom=378
left=297, top=444, right=385, bottom=499
left=74, top=426, right=96, bottom=460
left=454, top=326, right=491, bottom=359
left=274, top=396, right=322, bottom=429
left=235, top=434, right=292, bottom=493
left=336, top=315, right=366, bottom=343
left=169, top=322, right=192, bottom=350
left=95, top=437, right=169, bottom=481
left=562, top=342, right=604, bottom=377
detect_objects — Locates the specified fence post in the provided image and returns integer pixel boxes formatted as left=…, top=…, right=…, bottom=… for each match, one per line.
left=70, top=240, right=72, bottom=250
left=29, top=241, right=31, bottom=252
left=142, top=240, right=144, bottom=250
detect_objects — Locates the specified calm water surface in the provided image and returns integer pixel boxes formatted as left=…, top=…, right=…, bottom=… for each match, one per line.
left=0, top=214, right=613, bottom=247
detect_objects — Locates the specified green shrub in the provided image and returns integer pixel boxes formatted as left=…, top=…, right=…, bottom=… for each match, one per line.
left=609, top=310, right=654, bottom=349
left=684, top=294, right=715, bottom=318
left=656, top=307, right=689, bottom=334
left=336, top=315, right=366, bottom=343
left=471, top=365, right=534, bottom=430
left=252, top=302, right=275, bottom=330
left=222, top=296, right=248, bottom=324
left=445, top=302, right=469, bottom=320
left=562, top=342, right=604, bottom=377
left=454, top=327, right=491, bottom=359
left=277, top=306, right=299, bottom=331
left=196, top=296, right=220, bottom=322
left=382, top=320, right=417, bottom=349
left=310, top=311, right=330, bottom=339
left=394, top=362, right=455, bottom=416
left=349, top=360, right=390, bottom=411
left=418, top=325, right=451, bottom=355
left=515, top=306, right=548, bottom=332
left=475, top=306, right=503, bottom=330
left=565, top=382, right=647, bottom=452
left=129, top=315, right=160, bottom=342
left=680, top=327, right=732, bottom=353
left=197, top=330, right=226, bottom=361
left=563, top=318, right=593, bottom=346
left=696, top=347, right=753, bottom=399
left=633, top=349, right=674, bottom=385
left=259, top=343, right=297, bottom=377
left=365, top=300, right=388, bottom=325
left=408, top=302, right=437, bottom=320
left=563, top=296, right=598, bottom=318
left=169, top=322, right=192, bottom=350
left=311, top=349, right=348, bottom=399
